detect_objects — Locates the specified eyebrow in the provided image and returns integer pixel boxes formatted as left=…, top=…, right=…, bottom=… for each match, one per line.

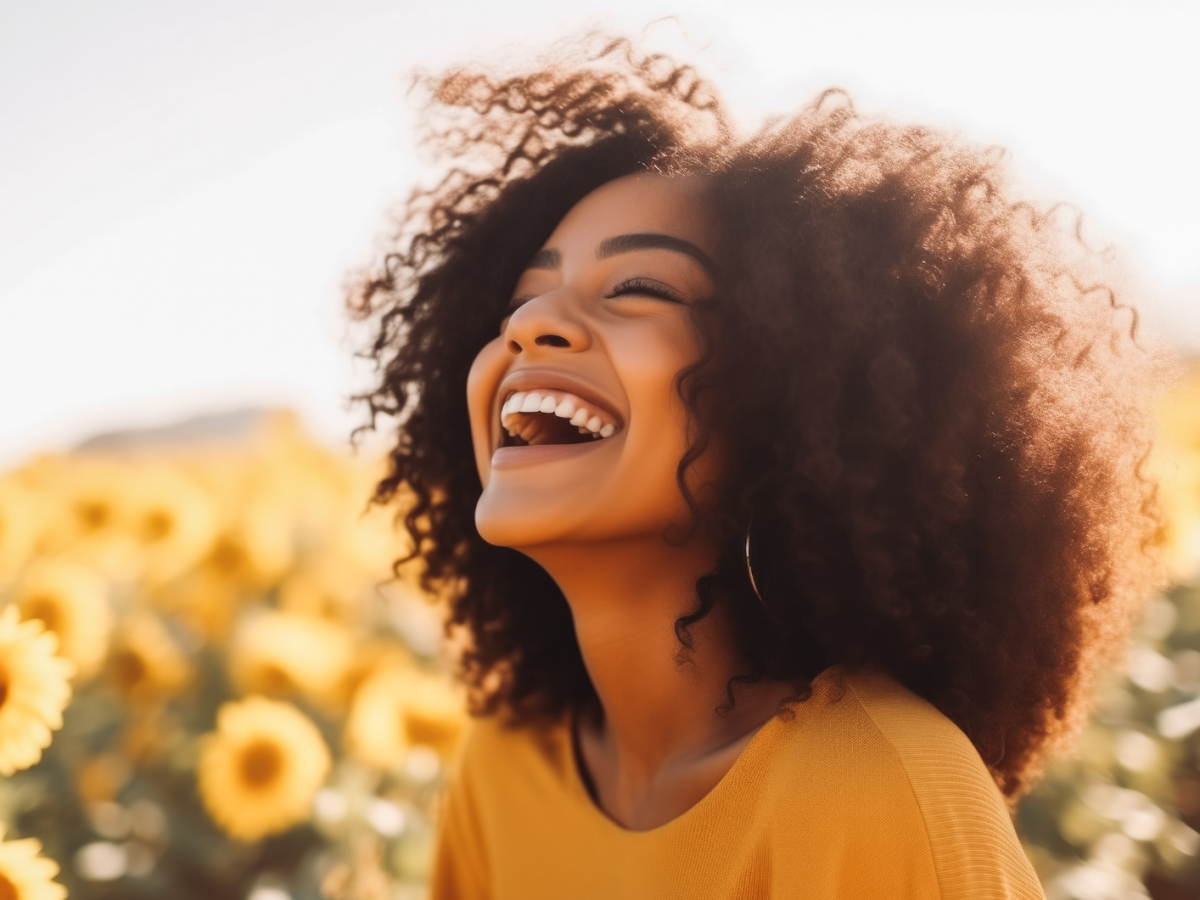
left=598, top=233, right=714, bottom=272
left=522, top=233, right=714, bottom=274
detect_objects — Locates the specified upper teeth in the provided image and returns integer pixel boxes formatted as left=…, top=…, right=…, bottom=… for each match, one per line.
left=501, top=390, right=619, bottom=439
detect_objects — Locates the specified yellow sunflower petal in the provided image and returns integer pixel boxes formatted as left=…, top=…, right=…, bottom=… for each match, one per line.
left=39, top=457, right=138, bottom=579
left=0, top=478, right=41, bottom=587
left=345, top=662, right=466, bottom=770
left=0, top=607, right=73, bottom=776
left=0, top=830, right=67, bottom=900
left=12, top=558, right=112, bottom=680
left=230, top=610, right=353, bottom=706
left=122, top=463, right=218, bottom=586
left=106, top=613, right=190, bottom=699
left=198, top=696, right=330, bottom=843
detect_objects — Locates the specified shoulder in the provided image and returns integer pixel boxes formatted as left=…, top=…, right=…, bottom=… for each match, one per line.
left=770, top=665, right=1001, bottom=793
left=432, top=712, right=575, bottom=900
left=451, top=709, right=575, bottom=806
left=457, top=709, right=571, bottom=769
left=806, top=666, right=1044, bottom=899
left=839, top=666, right=999, bottom=790
left=837, top=667, right=1012, bottom=819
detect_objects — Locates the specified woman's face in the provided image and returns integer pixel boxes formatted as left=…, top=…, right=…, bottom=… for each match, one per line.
left=467, top=173, right=720, bottom=550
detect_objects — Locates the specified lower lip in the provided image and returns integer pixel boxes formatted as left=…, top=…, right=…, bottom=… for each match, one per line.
left=491, top=439, right=610, bottom=468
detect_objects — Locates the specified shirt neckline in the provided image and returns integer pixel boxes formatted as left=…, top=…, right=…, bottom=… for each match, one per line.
left=564, top=664, right=842, bottom=837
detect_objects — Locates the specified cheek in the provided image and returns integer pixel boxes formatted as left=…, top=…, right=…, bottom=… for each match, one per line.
left=466, top=337, right=509, bottom=485
left=616, top=320, right=702, bottom=428
left=613, top=321, right=710, bottom=497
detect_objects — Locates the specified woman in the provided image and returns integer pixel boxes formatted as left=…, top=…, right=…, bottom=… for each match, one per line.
left=352, top=36, right=1165, bottom=899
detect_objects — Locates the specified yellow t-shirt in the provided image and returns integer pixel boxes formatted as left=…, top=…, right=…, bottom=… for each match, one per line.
left=430, top=665, right=1046, bottom=899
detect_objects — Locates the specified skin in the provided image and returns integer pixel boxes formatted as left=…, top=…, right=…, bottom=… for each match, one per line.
left=466, top=173, right=796, bottom=831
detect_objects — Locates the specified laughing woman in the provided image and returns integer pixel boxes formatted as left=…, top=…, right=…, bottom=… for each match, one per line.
left=351, top=37, right=1166, bottom=899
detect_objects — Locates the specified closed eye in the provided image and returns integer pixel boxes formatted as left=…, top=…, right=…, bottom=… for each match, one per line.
left=604, top=277, right=685, bottom=303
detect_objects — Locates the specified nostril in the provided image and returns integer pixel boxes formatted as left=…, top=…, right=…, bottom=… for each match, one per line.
left=507, top=339, right=523, bottom=354
left=535, top=334, right=570, bottom=348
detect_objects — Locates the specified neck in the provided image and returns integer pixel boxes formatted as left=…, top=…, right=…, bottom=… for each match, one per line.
left=523, top=532, right=783, bottom=786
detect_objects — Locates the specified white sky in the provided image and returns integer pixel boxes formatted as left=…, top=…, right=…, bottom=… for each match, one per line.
left=1, top=0, right=1197, bottom=468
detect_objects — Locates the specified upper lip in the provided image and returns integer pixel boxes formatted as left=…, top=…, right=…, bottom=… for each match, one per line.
left=495, top=368, right=624, bottom=444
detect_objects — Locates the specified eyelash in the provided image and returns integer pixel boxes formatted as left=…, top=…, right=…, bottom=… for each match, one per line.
left=604, top=278, right=684, bottom=303
left=507, top=278, right=685, bottom=310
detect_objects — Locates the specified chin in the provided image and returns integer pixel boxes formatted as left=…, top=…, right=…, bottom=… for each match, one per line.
left=474, top=493, right=566, bottom=550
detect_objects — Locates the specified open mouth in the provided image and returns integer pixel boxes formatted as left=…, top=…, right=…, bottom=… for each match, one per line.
left=498, top=389, right=622, bottom=448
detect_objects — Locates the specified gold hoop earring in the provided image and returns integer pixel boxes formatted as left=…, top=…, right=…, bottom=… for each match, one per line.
left=745, top=520, right=766, bottom=606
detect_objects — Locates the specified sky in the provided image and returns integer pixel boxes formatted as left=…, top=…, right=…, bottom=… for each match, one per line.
left=1, top=0, right=1197, bottom=467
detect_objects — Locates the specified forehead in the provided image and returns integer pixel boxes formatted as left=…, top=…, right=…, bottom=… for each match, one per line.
left=543, top=173, right=714, bottom=253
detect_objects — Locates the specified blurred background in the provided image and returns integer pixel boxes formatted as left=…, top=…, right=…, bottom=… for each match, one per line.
left=1, top=1, right=1198, bottom=898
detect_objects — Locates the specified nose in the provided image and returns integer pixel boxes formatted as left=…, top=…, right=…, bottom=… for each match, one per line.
left=503, top=290, right=591, bottom=356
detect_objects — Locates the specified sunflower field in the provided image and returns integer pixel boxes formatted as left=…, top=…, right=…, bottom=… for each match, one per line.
left=0, top=410, right=463, bottom=900
left=2, top=365, right=1200, bottom=900
left=1014, top=362, right=1200, bottom=900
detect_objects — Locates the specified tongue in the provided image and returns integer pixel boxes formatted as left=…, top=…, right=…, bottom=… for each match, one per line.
left=520, top=412, right=596, bottom=445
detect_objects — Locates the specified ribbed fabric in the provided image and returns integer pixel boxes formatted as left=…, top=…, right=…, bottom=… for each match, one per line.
left=430, top=666, right=1046, bottom=900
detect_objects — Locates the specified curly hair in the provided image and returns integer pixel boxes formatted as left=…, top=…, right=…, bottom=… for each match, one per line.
left=350, top=35, right=1168, bottom=798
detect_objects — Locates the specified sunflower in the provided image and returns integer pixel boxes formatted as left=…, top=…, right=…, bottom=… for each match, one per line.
left=277, top=559, right=365, bottom=622
left=152, top=566, right=240, bottom=642
left=230, top=610, right=353, bottom=706
left=0, top=606, right=74, bottom=776
left=325, top=480, right=413, bottom=582
left=107, top=614, right=189, bottom=699
left=142, top=454, right=292, bottom=594
left=217, top=488, right=298, bottom=589
left=12, top=559, right=112, bottom=681
left=0, top=478, right=40, bottom=587
left=40, top=457, right=137, bottom=578
left=0, top=828, right=67, bottom=900
left=1156, top=367, right=1200, bottom=557
left=344, top=663, right=466, bottom=770
left=123, top=464, right=218, bottom=586
left=198, top=696, right=331, bottom=842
